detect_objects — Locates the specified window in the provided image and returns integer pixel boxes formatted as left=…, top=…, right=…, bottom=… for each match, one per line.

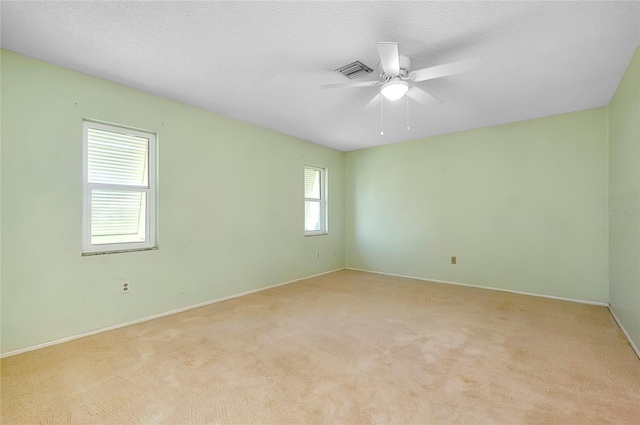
left=304, top=165, right=327, bottom=235
left=82, top=121, right=156, bottom=254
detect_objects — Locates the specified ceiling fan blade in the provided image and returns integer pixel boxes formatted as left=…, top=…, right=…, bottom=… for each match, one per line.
left=363, top=93, right=381, bottom=113
left=410, top=56, right=482, bottom=82
left=321, top=80, right=381, bottom=89
left=407, top=86, right=442, bottom=107
left=377, top=42, right=400, bottom=75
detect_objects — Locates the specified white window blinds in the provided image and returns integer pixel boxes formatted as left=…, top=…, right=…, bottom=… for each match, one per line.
left=304, top=165, right=326, bottom=235
left=83, top=122, right=156, bottom=253
left=305, top=167, right=321, bottom=199
left=87, top=128, right=149, bottom=186
left=88, top=128, right=148, bottom=242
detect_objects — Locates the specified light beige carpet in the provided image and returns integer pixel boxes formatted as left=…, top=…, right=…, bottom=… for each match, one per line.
left=2, top=270, right=639, bottom=424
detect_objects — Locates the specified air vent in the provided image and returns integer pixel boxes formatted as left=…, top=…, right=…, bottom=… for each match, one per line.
left=335, top=61, right=373, bottom=79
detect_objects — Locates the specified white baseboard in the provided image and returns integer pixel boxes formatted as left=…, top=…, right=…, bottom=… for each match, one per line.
left=608, top=306, right=640, bottom=360
left=345, top=267, right=609, bottom=307
left=0, top=267, right=345, bottom=359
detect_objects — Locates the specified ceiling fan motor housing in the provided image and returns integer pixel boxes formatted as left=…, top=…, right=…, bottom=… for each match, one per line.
left=379, top=55, right=412, bottom=80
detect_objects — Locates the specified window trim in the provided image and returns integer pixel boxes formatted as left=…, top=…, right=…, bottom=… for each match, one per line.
left=82, top=120, right=157, bottom=255
left=304, top=164, right=327, bottom=236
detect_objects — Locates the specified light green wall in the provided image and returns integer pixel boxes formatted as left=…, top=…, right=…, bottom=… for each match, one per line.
left=0, top=50, right=345, bottom=353
left=609, top=45, right=640, bottom=349
left=4, top=45, right=639, bottom=355
left=346, top=108, right=609, bottom=303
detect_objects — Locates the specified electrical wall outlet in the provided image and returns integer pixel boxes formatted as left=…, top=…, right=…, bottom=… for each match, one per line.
left=333, top=249, right=336, bottom=257
left=121, top=281, right=130, bottom=293
left=316, top=252, right=320, bottom=259
left=451, top=256, right=457, bottom=265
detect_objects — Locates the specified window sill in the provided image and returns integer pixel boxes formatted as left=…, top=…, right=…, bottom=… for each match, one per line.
left=82, top=246, right=158, bottom=256
left=305, top=233, right=328, bottom=237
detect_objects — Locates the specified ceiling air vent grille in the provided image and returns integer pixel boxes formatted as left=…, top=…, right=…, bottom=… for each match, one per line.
left=335, top=61, right=373, bottom=79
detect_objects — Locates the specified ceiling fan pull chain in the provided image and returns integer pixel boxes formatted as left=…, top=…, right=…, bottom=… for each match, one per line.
left=380, top=97, right=384, bottom=136
left=406, top=96, right=410, bottom=131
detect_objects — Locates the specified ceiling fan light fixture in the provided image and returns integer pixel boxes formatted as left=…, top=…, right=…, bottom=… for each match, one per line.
left=381, top=80, right=409, bottom=101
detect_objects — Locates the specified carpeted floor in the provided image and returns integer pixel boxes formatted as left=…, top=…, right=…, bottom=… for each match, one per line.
left=2, top=270, right=639, bottom=424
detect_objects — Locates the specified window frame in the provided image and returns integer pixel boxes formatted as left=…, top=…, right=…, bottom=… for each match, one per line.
left=82, top=120, right=157, bottom=255
left=304, top=164, right=327, bottom=236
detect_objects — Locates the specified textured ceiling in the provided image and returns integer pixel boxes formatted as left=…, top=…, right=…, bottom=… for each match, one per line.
left=2, top=1, right=639, bottom=151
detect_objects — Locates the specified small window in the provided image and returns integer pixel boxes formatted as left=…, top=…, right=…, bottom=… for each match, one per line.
left=82, top=121, right=156, bottom=254
left=304, top=165, right=327, bottom=236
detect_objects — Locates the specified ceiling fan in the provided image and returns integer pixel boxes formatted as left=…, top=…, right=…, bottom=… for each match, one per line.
left=322, top=42, right=481, bottom=111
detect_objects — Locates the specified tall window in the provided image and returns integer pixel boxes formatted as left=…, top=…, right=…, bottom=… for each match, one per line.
left=83, top=121, right=156, bottom=254
left=304, top=165, right=327, bottom=235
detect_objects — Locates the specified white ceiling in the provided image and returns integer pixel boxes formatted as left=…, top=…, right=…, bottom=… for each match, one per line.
left=2, top=2, right=639, bottom=151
